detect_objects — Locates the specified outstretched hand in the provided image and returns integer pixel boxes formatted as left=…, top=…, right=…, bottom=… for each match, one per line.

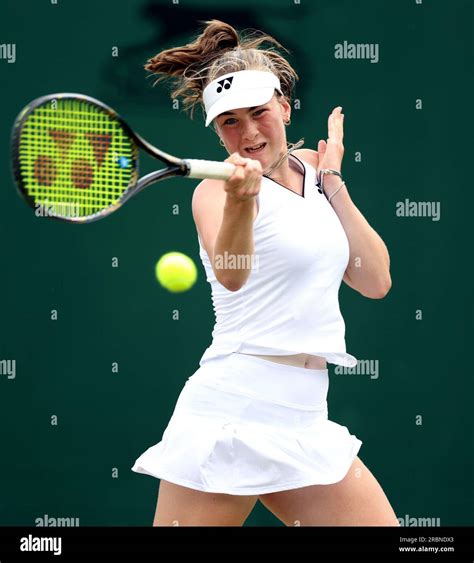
left=313, top=106, right=345, bottom=180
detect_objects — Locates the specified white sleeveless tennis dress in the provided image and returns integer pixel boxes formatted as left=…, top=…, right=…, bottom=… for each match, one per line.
left=132, top=154, right=363, bottom=495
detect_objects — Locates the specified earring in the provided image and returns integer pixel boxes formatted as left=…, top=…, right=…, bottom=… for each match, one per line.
left=284, top=117, right=291, bottom=126
left=219, top=138, right=225, bottom=146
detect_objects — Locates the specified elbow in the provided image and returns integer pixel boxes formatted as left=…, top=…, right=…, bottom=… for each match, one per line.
left=365, top=276, right=392, bottom=299
left=216, top=272, right=247, bottom=292
left=223, top=280, right=245, bottom=292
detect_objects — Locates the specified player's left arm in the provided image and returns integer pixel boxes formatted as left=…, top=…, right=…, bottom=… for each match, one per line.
left=294, top=143, right=391, bottom=300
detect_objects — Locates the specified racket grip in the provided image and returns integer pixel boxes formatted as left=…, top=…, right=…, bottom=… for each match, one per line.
left=184, top=159, right=236, bottom=181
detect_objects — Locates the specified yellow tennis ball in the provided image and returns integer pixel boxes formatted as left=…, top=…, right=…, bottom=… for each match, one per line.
left=155, top=252, right=197, bottom=293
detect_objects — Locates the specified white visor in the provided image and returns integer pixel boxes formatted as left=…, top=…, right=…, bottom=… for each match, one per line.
left=203, top=70, right=283, bottom=127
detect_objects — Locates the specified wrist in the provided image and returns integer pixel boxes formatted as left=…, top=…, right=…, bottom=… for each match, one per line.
left=321, top=174, right=343, bottom=189
left=224, top=194, right=256, bottom=212
left=326, top=181, right=349, bottom=205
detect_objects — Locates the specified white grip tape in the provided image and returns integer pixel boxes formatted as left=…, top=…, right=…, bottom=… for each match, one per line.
left=184, top=159, right=236, bottom=180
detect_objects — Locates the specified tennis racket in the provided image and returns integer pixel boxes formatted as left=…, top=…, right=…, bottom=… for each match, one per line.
left=11, top=93, right=236, bottom=223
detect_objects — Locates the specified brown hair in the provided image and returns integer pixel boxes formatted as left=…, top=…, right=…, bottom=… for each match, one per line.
left=145, top=19, right=299, bottom=128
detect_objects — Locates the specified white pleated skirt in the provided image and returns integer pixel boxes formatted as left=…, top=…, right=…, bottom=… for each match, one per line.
left=131, top=352, right=362, bottom=495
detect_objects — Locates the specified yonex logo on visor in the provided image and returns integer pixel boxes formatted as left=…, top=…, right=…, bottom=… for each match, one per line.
left=203, top=70, right=283, bottom=127
left=216, top=76, right=234, bottom=93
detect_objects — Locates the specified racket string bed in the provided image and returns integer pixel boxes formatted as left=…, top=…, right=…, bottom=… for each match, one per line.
left=16, top=98, right=136, bottom=219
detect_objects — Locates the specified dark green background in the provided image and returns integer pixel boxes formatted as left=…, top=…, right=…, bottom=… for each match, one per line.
left=0, top=0, right=472, bottom=526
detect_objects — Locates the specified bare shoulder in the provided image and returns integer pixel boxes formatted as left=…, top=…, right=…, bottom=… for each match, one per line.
left=191, top=178, right=258, bottom=226
left=192, top=178, right=225, bottom=202
left=190, top=180, right=225, bottom=259
left=191, top=178, right=226, bottom=221
left=191, top=178, right=228, bottom=217
left=292, top=148, right=318, bottom=170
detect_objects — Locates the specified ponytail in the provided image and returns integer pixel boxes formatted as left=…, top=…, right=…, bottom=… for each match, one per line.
left=145, top=19, right=298, bottom=122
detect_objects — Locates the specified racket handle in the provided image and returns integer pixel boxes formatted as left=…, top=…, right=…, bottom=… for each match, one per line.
left=184, top=159, right=236, bottom=181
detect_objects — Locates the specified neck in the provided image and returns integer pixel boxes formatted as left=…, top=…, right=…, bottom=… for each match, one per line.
left=265, top=157, right=293, bottom=184
left=263, top=138, right=304, bottom=180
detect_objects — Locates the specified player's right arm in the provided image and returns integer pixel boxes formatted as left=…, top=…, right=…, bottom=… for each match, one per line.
left=191, top=152, right=261, bottom=292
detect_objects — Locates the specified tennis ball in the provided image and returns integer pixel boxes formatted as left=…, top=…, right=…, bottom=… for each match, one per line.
left=155, top=252, right=197, bottom=293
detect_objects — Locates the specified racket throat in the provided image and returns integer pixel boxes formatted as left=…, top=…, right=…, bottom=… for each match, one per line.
left=131, top=166, right=184, bottom=199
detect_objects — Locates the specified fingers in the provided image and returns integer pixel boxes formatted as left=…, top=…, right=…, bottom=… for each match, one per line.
left=225, top=152, right=249, bottom=165
left=316, top=140, right=326, bottom=178
left=318, top=140, right=327, bottom=161
left=225, top=152, right=262, bottom=171
left=224, top=152, right=262, bottom=201
left=226, top=153, right=262, bottom=177
left=328, top=106, right=344, bottom=142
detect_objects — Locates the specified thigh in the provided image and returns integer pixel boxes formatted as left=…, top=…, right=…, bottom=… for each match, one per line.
left=153, top=479, right=259, bottom=526
left=259, top=456, right=400, bottom=526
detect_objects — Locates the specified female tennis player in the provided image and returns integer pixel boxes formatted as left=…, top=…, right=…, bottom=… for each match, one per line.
left=132, top=20, right=398, bottom=527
